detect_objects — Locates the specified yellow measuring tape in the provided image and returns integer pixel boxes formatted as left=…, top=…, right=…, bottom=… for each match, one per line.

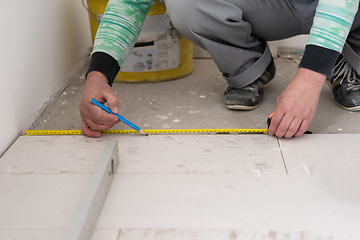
left=22, top=128, right=268, bottom=136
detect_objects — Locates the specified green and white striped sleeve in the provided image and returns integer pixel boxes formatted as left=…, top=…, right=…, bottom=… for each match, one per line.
left=308, top=0, right=359, bottom=52
left=300, top=0, right=360, bottom=76
left=87, top=0, right=156, bottom=85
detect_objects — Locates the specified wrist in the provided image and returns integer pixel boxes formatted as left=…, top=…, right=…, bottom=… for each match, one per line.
left=299, top=45, right=339, bottom=77
left=297, top=67, right=326, bottom=89
left=87, top=71, right=109, bottom=84
left=86, top=52, right=120, bottom=86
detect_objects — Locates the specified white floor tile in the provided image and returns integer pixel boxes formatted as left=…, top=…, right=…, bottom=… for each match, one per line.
left=0, top=230, right=64, bottom=240
left=0, top=135, right=285, bottom=175
left=118, top=229, right=360, bottom=240
left=0, top=136, right=106, bottom=174
left=1, top=134, right=360, bottom=240
left=97, top=174, right=360, bottom=231
left=0, top=174, right=89, bottom=228
left=0, top=229, right=119, bottom=240
left=279, top=134, right=360, bottom=203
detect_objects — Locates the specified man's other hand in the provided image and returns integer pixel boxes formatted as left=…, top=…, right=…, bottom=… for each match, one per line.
left=268, top=68, right=326, bottom=138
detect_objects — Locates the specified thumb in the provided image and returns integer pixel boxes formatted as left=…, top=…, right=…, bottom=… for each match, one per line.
left=104, top=91, right=119, bottom=114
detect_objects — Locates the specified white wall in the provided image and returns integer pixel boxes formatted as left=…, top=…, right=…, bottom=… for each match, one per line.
left=268, top=35, right=309, bottom=57
left=0, top=0, right=92, bottom=156
left=276, top=35, right=309, bottom=50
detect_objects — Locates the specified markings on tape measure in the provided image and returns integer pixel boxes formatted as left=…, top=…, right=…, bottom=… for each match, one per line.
left=22, top=130, right=83, bottom=135
left=22, top=128, right=268, bottom=136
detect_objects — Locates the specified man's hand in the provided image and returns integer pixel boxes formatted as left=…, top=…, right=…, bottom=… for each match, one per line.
left=79, top=71, right=119, bottom=137
left=268, top=68, right=326, bottom=138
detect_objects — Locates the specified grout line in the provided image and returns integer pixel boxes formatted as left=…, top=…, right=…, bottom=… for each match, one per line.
left=5, top=229, right=87, bottom=231
left=277, top=138, right=288, bottom=174
left=0, top=172, right=286, bottom=175
left=0, top=137, right=19, bottom=159
left=116, top=229, right=122, bottom=240
left=0, top=228, right=121, bottom=230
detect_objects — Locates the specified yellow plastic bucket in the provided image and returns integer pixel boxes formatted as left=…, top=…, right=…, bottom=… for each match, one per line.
left=86, top=0, right=193, bottom=82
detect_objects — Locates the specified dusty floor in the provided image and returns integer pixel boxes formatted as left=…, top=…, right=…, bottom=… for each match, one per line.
left=33, top=50, right=359, bottom=134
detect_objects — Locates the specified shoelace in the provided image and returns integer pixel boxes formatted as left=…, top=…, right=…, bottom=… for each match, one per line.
left=332, top=58, right=360, bottom=91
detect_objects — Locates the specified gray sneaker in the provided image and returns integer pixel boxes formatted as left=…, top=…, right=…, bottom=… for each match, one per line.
left=224, top=58, right=276, bottom=110
left=326, top=56, right=360, bottom=111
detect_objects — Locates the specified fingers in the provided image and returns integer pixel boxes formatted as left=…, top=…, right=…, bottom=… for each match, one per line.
left=268, top=111, right=283, bottom=136
left=81, top=121, right=101, bottom=138
left=272, top=113, right=297, bottom=138
left=294, top=119, right=310, bottom=137
left=84, top=117, right=116, bottom=131
left=80, top=97, right=119, bottom=138
left=269, top=112, right=310, bottom=138
left=105, top=91, right=119, bottom=114
left=81, top=116, right=120, bottom=138
left=283, top=117, right=302, bottom=138
left=88, top=103, right=119, bottom=125
left=80, top=99, right=118, bottom=128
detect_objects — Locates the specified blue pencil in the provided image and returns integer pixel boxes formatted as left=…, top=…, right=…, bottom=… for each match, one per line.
left=90, top=98, right=147, bottom=136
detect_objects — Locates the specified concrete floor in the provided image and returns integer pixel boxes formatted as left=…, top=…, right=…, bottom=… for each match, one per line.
left=33, top=50, right=359, bottom=134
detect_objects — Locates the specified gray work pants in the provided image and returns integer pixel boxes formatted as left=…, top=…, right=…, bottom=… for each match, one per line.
left=160, top=0, right=360, bottom=88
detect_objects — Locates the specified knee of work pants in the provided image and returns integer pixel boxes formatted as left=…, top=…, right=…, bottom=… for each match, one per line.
left=160, top=0, right=272, bottom=88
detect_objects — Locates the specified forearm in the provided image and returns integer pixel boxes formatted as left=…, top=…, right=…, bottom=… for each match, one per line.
left=87, top=0, right=156, bottom=85
left=299, top=0, right=360, bottom=76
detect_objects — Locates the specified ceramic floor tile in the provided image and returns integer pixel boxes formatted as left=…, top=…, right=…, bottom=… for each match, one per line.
left=0, top=136, right=105, bottom=174
left=2, top=173, right=360, bottom=235
left=279, top=134, right=360, bottom=203
left=109, top=134, right=285, bottom=174
left=117, top=229, right=360, bottom=240
left=97, top=173, right=360, bottom=231
left=0, top=135, right=284, bottom=175
left=0, top=174, right=89, bottom=229
left=0, top=229, right=119, bottom=240
left=0, top=230, right=64, bottom=240
left=2, top=134, right=360, bottom=240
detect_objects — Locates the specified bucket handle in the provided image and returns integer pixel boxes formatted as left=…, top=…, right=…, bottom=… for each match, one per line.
left=81, top=0, right=100, bottom=24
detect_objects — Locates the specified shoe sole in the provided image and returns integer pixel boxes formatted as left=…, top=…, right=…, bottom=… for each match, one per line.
left=225, top=102, right=261, bottom=110
left=336, top=102, right=360, bottom=111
